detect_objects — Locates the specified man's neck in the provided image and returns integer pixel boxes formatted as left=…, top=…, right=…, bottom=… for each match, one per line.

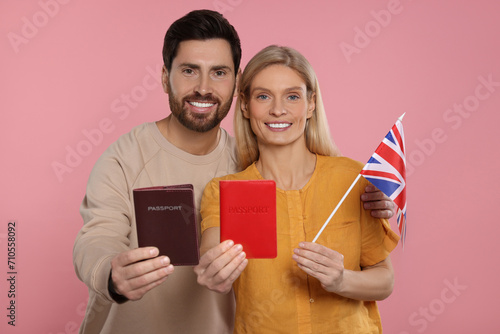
left=156, top=115, right=221, bottom=155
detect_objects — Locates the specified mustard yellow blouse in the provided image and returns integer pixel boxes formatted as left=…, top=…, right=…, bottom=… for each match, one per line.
left=201, top=155, right=399, bottom=333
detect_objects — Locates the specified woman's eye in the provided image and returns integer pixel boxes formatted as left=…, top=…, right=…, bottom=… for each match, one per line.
left=288, top=94, right=300, bottom=101
left=256, top=94, right=269, bottom=100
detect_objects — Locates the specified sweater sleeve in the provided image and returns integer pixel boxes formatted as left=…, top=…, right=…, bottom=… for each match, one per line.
left=73, top=150, right=134, bottom=303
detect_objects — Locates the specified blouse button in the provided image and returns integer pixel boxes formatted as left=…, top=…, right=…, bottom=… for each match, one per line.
left=309, top=298, right=314, bottom=303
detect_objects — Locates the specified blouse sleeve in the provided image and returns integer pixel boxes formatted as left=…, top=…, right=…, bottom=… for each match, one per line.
left=200, top=177, right=222, bottom=233
left=358, top=178, right=400, bottom=267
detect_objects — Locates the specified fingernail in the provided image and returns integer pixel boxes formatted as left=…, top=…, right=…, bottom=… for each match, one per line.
left=150, top=248, right=159, bottom=256
left=298, top=242, right=304, bottom=248
left=161, top=256, right=170, bottom=265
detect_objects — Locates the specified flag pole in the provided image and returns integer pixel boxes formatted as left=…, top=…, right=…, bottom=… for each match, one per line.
left=312, top=113, right=407, bottom=245
left=312, top=174, right=362, bottom=243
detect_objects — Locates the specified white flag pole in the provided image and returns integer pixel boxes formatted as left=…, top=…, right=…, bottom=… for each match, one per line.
left=312, top=174, right=362, bottom=243
left=312, top=114, right=406, bottom=243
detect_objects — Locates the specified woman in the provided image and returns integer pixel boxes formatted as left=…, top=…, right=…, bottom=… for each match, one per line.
left=194, top=45, right=399, bottom=333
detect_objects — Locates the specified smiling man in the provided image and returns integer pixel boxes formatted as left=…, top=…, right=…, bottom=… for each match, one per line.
left=157, top=38, right=238, bottom=153
left=163, top=39, right=236, bottom=133
left=73, top=11, right=241, bottom=334
left=73, top=9, right=395, bottom=334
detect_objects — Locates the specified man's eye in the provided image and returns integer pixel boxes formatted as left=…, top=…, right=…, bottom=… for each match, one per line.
left=215, top=70, right=226, bottom=77
left=183, top=69, right=194, bottom=74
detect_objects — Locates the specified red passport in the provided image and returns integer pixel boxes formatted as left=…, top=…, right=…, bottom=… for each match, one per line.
left=219, top=180, right=277, bottom=259
left=133, top=184, right=199, bottom=266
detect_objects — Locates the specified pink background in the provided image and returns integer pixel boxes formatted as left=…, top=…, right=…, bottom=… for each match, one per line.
left=2, top=1, right=499, bottom=333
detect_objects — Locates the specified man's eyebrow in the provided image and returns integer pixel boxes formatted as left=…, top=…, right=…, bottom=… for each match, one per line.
left=212, top=65, right=233, bottom=73
left=178, top=63, right=201, bottom=69
left=178, top=63, right=233, bottom=73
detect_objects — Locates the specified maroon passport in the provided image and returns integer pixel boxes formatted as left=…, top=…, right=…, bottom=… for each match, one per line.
left=133, top=184, right=199, bottom=266
left=219, top=180, right=277, bottom=259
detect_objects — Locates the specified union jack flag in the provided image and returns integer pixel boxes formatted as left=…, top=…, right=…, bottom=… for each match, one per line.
left=360, top=114, right=407, bottom=245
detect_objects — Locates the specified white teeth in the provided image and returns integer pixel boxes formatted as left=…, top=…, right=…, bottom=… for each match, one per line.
left=190, top=101, right=215, bottom=108
left=267, top=123, right=291, bottom=129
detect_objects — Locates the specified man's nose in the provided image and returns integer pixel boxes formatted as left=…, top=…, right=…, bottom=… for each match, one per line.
left=194, top=74, right=213, bottom=96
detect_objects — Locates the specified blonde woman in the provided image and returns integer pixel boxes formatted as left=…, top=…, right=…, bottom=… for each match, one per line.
left=195, top=45, right=399, bottom=333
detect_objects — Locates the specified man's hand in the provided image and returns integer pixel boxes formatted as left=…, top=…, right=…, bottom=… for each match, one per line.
left=361, top=184, right=395, bottom=219
left=293, top=242, right=345, bottom=293
left=194, top=240, right=247, bottom=294
left=110, top=247, right=174, bottom=301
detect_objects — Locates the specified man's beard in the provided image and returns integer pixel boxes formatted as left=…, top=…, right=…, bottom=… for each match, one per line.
left=167, top=84, right=234, bottom=133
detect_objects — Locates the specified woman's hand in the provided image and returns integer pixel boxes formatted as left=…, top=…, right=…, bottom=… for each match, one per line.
left=194, top=239, right=248, bottom=294
left=292, top=242, right=345, bottom=293
left=293, top=242, right=394, bottom=301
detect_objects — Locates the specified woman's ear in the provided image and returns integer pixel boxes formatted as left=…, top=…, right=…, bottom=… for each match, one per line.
left=241, top=98, right=250, bottom=119
left=307, top=92, right=316, bottom=119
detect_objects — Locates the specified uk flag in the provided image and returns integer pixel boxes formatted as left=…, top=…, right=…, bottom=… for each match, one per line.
left=360, top=114, right=407, bottom=245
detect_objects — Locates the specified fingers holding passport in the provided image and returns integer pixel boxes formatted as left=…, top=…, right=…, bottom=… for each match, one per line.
left=110, top=247, right=174, bottom=301
left=195, top=240, right=248, bottom=294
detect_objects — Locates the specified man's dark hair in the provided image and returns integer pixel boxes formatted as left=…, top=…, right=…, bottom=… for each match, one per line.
left=162, top=10, right=242, bottom=73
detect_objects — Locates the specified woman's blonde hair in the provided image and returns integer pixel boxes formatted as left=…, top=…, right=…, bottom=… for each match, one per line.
left=234, top=45, right=341, bottom=170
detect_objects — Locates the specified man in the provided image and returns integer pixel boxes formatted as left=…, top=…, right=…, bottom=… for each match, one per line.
left=73, top=9, right=394, bottom=334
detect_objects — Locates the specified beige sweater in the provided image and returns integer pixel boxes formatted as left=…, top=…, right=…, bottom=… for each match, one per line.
left=73, top=122, right=238, bottom=334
